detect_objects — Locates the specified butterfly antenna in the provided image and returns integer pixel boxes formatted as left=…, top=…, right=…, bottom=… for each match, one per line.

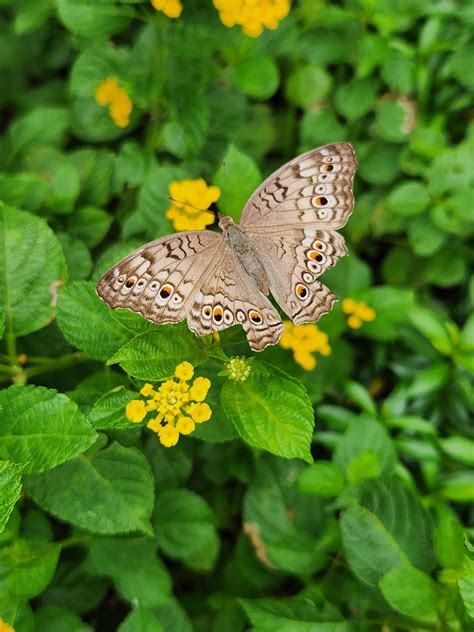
left=167, top=196, right=219, bottom=219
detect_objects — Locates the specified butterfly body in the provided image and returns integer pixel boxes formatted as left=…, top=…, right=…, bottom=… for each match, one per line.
left=97, top=143, right=357, bottom=351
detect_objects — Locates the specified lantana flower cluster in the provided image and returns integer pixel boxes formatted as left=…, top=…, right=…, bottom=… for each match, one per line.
left=151, top=0, right=182, bottom=17
left=280, top=321, right=331, bottom=371
left=166, top=178, right=220, bottom=231
left=95, top=77, right=133, bottom=128
left=342, top=298, right=376, bottom=329
left=125, top=362, right=212, bottom=447
left=213, top=0, right=291, bottom=37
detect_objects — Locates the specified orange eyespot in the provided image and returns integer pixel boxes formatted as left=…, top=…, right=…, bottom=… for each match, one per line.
left=214, top=307, right=223, bottom=322
left=125, top=276, right=137, bottom=288
left=315, top=196, right=328, bottom=206
left=309, top=250, right=318, bottom=260
left=315, top=242, right=323, bottom=250
left=296, top=284, right=309, bottom=299
left=322, top=164, right=334, bottom=172
left=203, top=306, right=212, bottom=317
left=249, top=310, right=263, bottom=324
left=160, top=284, right=173, bottom=299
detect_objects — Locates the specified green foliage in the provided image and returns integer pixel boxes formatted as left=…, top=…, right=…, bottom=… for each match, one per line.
left=0, top=0, right=472, bottom=629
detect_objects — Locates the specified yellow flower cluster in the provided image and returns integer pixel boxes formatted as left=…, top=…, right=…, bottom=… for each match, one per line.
left=280, top=321, right=331, bottom=371
left=125, top=362, right=212, bottom=447
left=151, top=0, right=182, bottom=18
left=213, top=0, right=291, bottom=37
left=0, top=619, right=14, bottom=632
left=166, top=178, right=220, bottom=231
left=95, top=77, right=133, bottom=128
left=342, top=298, right=376, bottom=329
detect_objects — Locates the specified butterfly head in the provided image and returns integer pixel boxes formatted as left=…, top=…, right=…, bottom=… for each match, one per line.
left=218, top=215, right=235, bottom=231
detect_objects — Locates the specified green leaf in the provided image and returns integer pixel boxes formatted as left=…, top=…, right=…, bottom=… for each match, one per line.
left=0, top=204, right=67, bottom=337
left=286, top=64, right=332, bottom=109
left=0, top=385, right=96, bottom=473
left=69, top=206, right=113, bottom=248
left=381, top=52, right=415, bottom=93
left=57, top=234, right=93, bottom=281
left=334, top=418, right=396, bottom=479
left=232, top=53, right=279, bottom=100
left=433, top=504, right=464, bottom=570
left=346, top=451, right=381, bottom=484
left=406, top=363, right=450, bottom=398
left=214, top=144, right=262, bottom=221
left=298, top=462, right=345, bottom=497
left=87, top=387, right=136, bottom=430
left=13, top=0, right=54, bottom=35
left=221, top=362, right=313, bottom=463
left=57, top=0, right=130, bottom=38
left=439, top=436, right=474, bottom=466
left=88, top=538, right=171, bottom=607
left=34, top=606, right=93, bottom=632
left=118, top=605, right=164, bottom=632
left=344, top=381, right=377, bottom=416
left=0, top=461, right=23, bottom=534
left=154, top=489, right=220, bottom=571
left=300, top=108, right=346, bottom=148
left=108, top=327, right=205, bottom=380
left=0, top=538, right=60, bottom=600
left=458, top=556, right=474, bottom=618
left=340, top=477, right=435, bottom=587
left=439, top=471, right=474, bottom=503
left=334, top=78, right=378, bottom=122
left=9, top=107, right=70, bottom=155
left=138, top=164, right=186, bottom=236
left=50, top=164, right=81, bottom=215
left=24, top=442, right=154, bottom=535
left=375, top=100, right=412, bottom=143
left=379, top=565, right=438, bottom=620
left=387, top=180, right=430, bottom=216
left=56, top=281, right=132, bottom=361
left=409, top=306, right=454, bottom=355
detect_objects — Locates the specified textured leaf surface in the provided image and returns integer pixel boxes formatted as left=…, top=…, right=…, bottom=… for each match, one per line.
left=154, top=489, right=219, bottom=571
left=379, top=565, right=438, bottom=620
left=0, top=204, right=67, bottom=337
left=0, top=385, right=96, bottom=473
left=0, top=461, right=23, bottom=533
left=24, top=443, right=154, bottom=535
left=108, top=328, right=205, bottom=380
left=57, top=281, right=132, bottom=361
left=87, top=387, right=136, bottom=430
left=118, top=606, right=164, bottom=632
left=221, top=362, right=313, bottom=463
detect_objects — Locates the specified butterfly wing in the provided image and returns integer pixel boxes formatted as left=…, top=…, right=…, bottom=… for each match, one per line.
left=240, top=143, right=357, bottom=230
left=187, top=246, right=283, bottom=351
left=248, top=229, right=347, bottom=325
left=96, top=231, right=223, bottom=324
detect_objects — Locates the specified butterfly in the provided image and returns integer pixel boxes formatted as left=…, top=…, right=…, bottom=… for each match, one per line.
left=96, top=143, right=357, bottom=352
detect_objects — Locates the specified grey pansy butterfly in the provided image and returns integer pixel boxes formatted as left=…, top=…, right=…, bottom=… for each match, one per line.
left=96, top=142, right=357, bottom=351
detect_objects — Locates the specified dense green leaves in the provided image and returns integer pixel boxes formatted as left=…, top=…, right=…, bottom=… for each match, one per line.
left=214, top=144, right=262, bottom=220
left=0, top=461, right=23, bottom=533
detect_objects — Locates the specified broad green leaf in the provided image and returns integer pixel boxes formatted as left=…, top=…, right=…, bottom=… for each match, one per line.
left=0, top=385, right=96, bottom=473
left=334, top=418, right=396, bottom=479
left=138, top=164, right=186, bottom=236
left=379, top=565, right=438, bottom=620
left=409, top=306, right=454, bottom=355
left=145, top=440, right=192, bottom=490
left=13, top=0, right=54, bottom=35
left=439, top=471, right=474, bottom=503
left=232, top=53, right=279, bottom=100
left=0, top=538, right=60, bottom=600
left=50, top=163, right=81, bottom=215
left=375, top=100, right=412, bottom=144
left=88, top=538, right=171, bottom=607
left=346, top=451, right=380, bottom=484
left=300, top=108, right=346, bottom=148
left=56, top=281, right=132, bottom=361
left=439, top=436, right=474, bottom=466
left=221, top=362, right=313, bottom=463
left=108, top=327, right=205, bottom=380
left=57, top=0, right=130, bottom=38
left=387, top=181, right=430, bottom=216
left=69, top=206, right=113, bottom=248
left=24, top=443, right=154, bottom=535
left=87, top=387, right=136, bottom=430
left=214, top=144, right=262, bottom=221
left=344, top=381, right=377, bottom=416
left=34, top=606, right=93, bottom=632
left=433, top=505, right=464, bottom=570
left=286, top=64, right=332, bottom=109
left=298, top=463, right=345, bottom=497
left=458, top=556, right=474, bottom=618
left=406, top=363, right=450, bottom=398
left=154, top=489, right=219, bottom=572
left=9, top=107, right=69, bottom=154
left=340, top=477, right=435, bottom=586
left=118, top=605, right=164, bottom=632
left=334, top=77, right=378, bottom=122
left=240, top=595, right=351, bottom=632
left=381, top=52, right=415, bottom=93
left=57, top=234, right=93, bottom=281
left=0, top=204, right=67, bottom=337
left=0, top=461, right=23, bottom=533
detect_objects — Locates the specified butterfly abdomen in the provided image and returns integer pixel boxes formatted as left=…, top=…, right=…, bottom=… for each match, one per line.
left=224, top=223, right=269, bottom=295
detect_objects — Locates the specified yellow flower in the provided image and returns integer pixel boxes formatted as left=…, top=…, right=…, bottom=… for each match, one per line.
left=175, top=361, right=194, bottom=381
left=226, top=356, right=252, bottom=381
left=16, top=353, right=27, bottom=365
left=190, top=377, right=211, bottom=402
left=124, top=363, right=212, bottom=446
left=151, top=0, right=182, bottom=18
left=187, top=402, right=212, bottom=423
left=279, top=321, right=331, bottom=371
left=0, top=619, right=15, bottom=632
left=166, top=178, right=220, bottom=231
left=343, top=298, right=377, bottom=329
left=125, top=400, right=147, bottom=423
left=95, top=77, right=133, bottom=128
left=213, top=0, right=291, bottom=38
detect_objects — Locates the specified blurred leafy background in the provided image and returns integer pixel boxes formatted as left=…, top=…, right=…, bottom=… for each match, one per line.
left=0, top=0, right=473, bottom=630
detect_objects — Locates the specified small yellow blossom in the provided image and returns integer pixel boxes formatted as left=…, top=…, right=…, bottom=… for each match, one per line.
left=280, top=321, right=331, bottom=370
left=213, top=0, right=290, bottom=38
left=342, top=298, right=376, bottom=329
left=125, top=400, right=147, bottom=423
left=151, top=0, right=182, bottom=18
left=95, top=77, right=133, bottom=128
left=187, top=402, right=212, bottom=423
left=0, top=619, right=15, bottom=632
left=124, top=363, right=212, bottom=447
left=175, top=361, right=194, bottom=381
left=226, top=356, right=252, bottom=381
left=166, top=178, right=220, bottom=231
left=16, top=354, right=27, bottom=365
left=190, top=377, right=211, bottom=402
